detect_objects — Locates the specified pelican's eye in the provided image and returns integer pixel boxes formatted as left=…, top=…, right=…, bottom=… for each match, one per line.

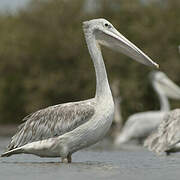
left=104, top=23, right=111, bottom=28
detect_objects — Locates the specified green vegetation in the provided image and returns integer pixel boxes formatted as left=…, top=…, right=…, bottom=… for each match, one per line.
left=0, top=0, right=180, bottom=124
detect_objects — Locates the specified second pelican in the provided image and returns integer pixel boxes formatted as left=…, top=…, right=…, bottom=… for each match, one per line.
left=114, top=71, right=180, bottom=145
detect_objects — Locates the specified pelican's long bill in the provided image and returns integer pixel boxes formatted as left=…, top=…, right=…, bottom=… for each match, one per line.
left=96, top=27, right=159, bottom=68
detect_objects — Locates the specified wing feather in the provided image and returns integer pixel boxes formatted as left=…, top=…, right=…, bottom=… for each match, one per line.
left=7, top=99, right=95, bottom=150
left=144, top=109, right=180, bottom=153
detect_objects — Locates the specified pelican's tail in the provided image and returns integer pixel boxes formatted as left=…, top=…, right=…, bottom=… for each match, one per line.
left=1, top=147, right=23, bottom=157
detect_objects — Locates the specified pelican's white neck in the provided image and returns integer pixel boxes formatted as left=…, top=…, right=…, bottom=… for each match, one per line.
left=153, top=83, right=170, bottom=111
left=84, top=30, right=112, bottom=100
left=158, top=92, right=170, bottom=111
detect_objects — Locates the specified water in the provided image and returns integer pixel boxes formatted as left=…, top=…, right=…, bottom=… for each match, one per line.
left=0, top=137, right=180, bottom=180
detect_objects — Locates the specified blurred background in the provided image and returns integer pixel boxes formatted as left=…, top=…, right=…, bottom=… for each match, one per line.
left=0, top=0, right=180, bottom=130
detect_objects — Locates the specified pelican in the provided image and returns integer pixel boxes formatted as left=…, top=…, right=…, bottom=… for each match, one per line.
left=114, top=71, right=180, bottom=145
left=144, top=109, right=180, bottom=155
left=1, top=18, right=158, bottom=163
left=144, top=46, right=180, bottom=154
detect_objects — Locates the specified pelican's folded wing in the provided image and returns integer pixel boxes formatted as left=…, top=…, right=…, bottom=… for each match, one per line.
left=7, top=99, right=95, bottom=150
left=144, top=109, right=180, bottom=153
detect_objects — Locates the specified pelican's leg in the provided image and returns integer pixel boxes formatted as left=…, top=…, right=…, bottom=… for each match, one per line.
left=165, top=151, right=171, bottom=156
left=67, top=154, right=72, bottom=163
left=61, top=154, right=72, bottom=163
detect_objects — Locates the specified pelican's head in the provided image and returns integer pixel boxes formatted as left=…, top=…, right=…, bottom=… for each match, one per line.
left=149, top=71, right=180, bottom=99
left=83, top=18, right=159, bottom=68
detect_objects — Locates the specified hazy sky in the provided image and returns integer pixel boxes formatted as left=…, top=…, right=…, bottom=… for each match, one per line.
left=0, top=0, right=29, bottom=12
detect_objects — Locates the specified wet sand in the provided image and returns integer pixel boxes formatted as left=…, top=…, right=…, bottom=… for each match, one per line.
left=0, top=137, right=180, bottom=180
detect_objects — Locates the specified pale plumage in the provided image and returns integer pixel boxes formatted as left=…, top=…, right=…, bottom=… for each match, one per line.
left=144, top=109, right=180, bottom=155
left=1, top=18, right=158, bottom=162
left=8, top=99, right=95, bottom=150
left=144, top=46, right=180, bottom=154
left=114, top=71, right=180, bottom=145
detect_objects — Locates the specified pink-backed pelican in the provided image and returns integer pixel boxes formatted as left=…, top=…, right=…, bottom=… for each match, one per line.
left=114, top=71, right=180, bottom=145
left=144, top=109, right=180, bottom=155
left=1, top=18, right=158, bottom=162
left=144, top=46, right=180, bottom=154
